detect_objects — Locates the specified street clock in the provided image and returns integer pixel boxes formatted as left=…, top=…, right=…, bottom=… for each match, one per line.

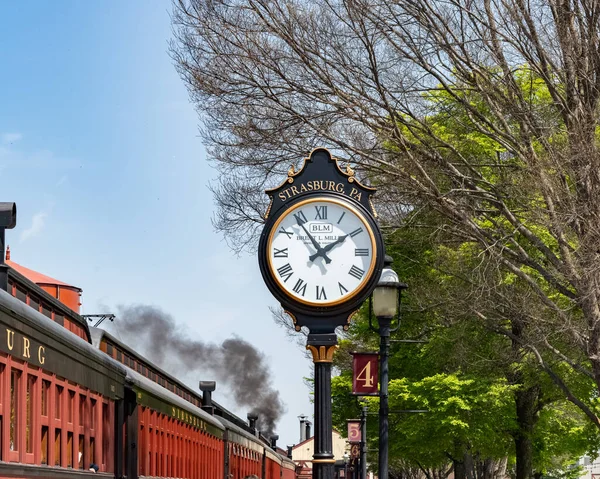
left=258, top=148, right=384, bottom=333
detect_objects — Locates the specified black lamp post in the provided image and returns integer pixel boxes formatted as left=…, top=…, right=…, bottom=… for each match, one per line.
left=369, top=255, right=407, bottom=479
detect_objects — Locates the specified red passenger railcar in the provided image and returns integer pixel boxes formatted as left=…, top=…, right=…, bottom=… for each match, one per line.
left=264, top=448, right=282, bottom=479
left=219, top=417, right=264, bottom=479
left=123, top=367, right=225, bottom=479
left=0, top=288, right=126, bottom=478
left=282, top=457, right=298, bottom=479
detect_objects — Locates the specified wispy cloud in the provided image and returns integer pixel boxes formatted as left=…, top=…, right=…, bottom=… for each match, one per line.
left=1, top=133, right=22, bottom=145
left=56, top=175, right=68, bottom=187
left=20, top=212, right=48, bottom=243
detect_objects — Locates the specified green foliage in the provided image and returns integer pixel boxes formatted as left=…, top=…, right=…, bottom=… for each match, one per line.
left=387, top=374, right=516, bottom=467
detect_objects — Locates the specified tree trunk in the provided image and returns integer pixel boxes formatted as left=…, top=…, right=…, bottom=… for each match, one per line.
left=494, top=457, right=508, bottom=479
left=464, top=451, right=475, bottom=479
left=513, top=385, right=540, bottom=479
left=454, top=459, right=466, bottom=479
left=482, top=458, right=495, bottom=479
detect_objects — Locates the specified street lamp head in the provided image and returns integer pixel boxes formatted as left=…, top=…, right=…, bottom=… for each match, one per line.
left=373, top=255, right=407, bottom=318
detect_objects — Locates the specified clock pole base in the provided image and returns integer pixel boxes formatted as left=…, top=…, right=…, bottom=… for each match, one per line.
left=306, top=333, right=338, bottom=479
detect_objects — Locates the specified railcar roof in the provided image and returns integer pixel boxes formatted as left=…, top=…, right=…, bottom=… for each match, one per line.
left=122, top=363, right=224, bottom=432
left=216, top=415, right=262, bottom=443
left=0, top=288, right=126, bottom=377
left=89, top=327, right=262, bottom=435
left=89, top=327, right=202, bottom=397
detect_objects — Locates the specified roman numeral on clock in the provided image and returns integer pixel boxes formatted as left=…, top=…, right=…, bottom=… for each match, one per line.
left=293, top=210, right=308, bottom=225
left=338, top=282, right=348, bottom=295
left=314, top=205, right=327, bottom=220
left=355, top=248, right=369, bottom=256
left=316, top=286, right=327, bottom=300
left=279, top=227, right=293, bottom=239
left=348, top=265, right=365, bottom=280
left=274, top=248, right=288, bottom=258
left=337, top=212, right=346, bottom=224
left=277, top=263, right=293, bottom=282
left=293, top=278, right=307, bottom=296
left=349, top=227, right=363, bottom=238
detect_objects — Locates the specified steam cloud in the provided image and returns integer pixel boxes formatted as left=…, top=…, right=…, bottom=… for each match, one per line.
left=116, top=305, right=285, bottom=436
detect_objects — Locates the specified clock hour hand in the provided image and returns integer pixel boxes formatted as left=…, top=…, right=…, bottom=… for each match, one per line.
left=295, top=217, right=332, bottom=264
left=309, top=235, right=348, bottom=262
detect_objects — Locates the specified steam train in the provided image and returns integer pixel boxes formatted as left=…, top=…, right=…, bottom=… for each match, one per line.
left=0, top=204, right=297, bottom=479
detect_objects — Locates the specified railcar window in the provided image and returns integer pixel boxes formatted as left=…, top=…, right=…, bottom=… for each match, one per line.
left=16, top=287, right=26, bottom=303
left=102, top=403, right=110, bottom=468
left=67, top=432, right=73, bottom=467
left=42, top=303, right=52, bottom=318
left=54, top=430, right=61, bottom=465
left=26, top=374, right=35, bottom=453
left=28, top=295, right=40, bottom=311
left=79, top=394, right=85, bottom=426
left=53, top=313, right=64, bottom=327
left=91, top=398, right=97, bottom=425
left=41, top=425, right=49, bottom=464
left=41, top=380, right=50, bottom=416
left=106, top=343, right=113, bottom=357
left=79, top=435, right=84, bottom=468
left=10, top=369, right=20, bottom=451
left=68, top=390, right=75, bottom=423
left=116, top=349, right=122, bottom=361
left=55, top=385, right=63, bottom=419
left=90, top=437, right=95, bottom=466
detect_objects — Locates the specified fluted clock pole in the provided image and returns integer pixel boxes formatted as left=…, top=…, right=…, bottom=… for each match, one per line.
left=306, top=333, right=338, bottom=479
left=257, top=149, right=386, bottom=479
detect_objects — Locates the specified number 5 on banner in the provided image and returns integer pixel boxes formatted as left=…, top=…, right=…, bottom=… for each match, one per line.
left=351, top=352, right=379, bottom=395
left=347, top=421, right=361, bottom=443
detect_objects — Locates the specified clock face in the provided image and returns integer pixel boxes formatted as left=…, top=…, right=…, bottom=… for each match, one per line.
left=267, top=197, right=377, bottom=307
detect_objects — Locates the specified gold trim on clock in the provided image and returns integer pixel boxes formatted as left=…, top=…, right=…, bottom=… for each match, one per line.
left=266, top=196, right=378, bottom=308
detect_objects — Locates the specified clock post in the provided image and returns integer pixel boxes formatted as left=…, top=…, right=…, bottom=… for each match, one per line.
left=258, top=148, right=384, bottom=479
left=306, top=333, right=338, bottom=479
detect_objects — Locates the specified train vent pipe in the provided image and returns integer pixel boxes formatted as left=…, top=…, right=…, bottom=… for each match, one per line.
left=199, top=381, right=216, bottom=415
left=270, top=435, right=279, bottom=450
left=247, top=413, right=258, bottom=434
left=305, top=420, right=312, bottom=440
left=298, top=414, right=307, bottom=442
left=0, top=202, right=16, bottom=292
left=287, top=445, right=293, bottom=459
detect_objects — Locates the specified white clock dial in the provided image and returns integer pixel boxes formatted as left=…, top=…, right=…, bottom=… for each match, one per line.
left=267, top=198, right=376, bottom=306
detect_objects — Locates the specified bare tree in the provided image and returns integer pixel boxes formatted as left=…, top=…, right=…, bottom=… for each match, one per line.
left=171, top=0, right=600, bottom=439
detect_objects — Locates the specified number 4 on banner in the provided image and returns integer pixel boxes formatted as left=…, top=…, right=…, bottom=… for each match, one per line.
left=351, top=352, right=379, bottom=395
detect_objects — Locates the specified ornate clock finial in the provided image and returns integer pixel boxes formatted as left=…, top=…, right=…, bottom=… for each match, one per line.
left=345, top=164, right=355, bottom=177
left=288, top=164, right=296, bottom=177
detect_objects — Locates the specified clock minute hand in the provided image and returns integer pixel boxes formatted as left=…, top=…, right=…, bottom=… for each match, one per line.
left=296, top=218, right=332, bottom=264
left=309, top=235, right=348, bottom=262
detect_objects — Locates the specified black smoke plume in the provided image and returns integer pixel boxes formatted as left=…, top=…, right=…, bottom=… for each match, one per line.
left=115, top=305, right=285, bottom=436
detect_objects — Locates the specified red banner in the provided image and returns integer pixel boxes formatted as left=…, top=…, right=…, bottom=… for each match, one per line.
left=351, top=352, right=379, bottom=395
left=347, top=420, right=361, bottom=443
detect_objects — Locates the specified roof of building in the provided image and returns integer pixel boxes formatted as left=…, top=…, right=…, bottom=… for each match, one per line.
left=291, top=429, right=343, bottom=450
left=5, top=246, right=81, bottom=290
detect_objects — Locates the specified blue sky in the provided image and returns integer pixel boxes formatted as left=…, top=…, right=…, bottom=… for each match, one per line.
left=0, top=1, right=311, bottom=446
